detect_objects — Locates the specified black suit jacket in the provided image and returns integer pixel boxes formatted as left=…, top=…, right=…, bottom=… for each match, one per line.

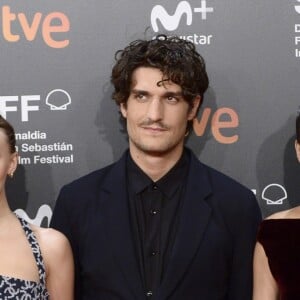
left=51, top=149, right=261, bottom=300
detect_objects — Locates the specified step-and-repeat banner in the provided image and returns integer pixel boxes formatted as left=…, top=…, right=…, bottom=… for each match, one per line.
left=2, top=1, right=299, bottom=226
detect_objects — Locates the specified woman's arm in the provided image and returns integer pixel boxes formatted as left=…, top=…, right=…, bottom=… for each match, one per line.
left=39, top=228, right=74, bottom=300
left=252, top=242, right=278, bottom=300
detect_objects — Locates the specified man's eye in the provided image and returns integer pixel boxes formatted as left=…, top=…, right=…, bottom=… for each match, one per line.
left=134, top=94, right=144, bottom=99
left=166, top=96, right=179, bottom=103
left=135, top=94, right=146, bottom=101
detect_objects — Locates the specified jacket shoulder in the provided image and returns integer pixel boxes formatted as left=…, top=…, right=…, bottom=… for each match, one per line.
left=191, top=157, right=262, bottom=234
left=189, top=150, right=253, bottom=197
left=63, top=163, right=114, bottom=193
left=205, top=163, right=253, bottom=196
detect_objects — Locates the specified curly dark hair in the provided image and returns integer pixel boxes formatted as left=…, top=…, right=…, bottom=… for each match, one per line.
left=111, top=35, right=209, bottom=108
left=0, top=115, right=16, bottom=153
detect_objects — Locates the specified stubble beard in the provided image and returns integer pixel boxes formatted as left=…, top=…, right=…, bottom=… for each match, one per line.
left=129, top=134, right=185, bottom=158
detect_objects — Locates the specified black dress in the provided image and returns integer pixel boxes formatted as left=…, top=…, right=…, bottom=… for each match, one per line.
left=257, top=219, right=300, bottom=300
left=0, top=216, right=49, bottom=299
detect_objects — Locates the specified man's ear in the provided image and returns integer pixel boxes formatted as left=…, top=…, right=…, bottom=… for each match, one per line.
left=188, top=95, right=201, bottom=120
left=295, top=140, right=300, bottom=162
left=120, top=103, right=127, bottom=118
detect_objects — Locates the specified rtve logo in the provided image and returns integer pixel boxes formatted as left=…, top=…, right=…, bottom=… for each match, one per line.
left=0, top=89, right=71, bottom=122
left=295, top=0, right=300, bottom=14
left=151, top=0, right=214, bottom=32
left=193, top=107, right=239, bottom=144
left=1, top=5, right=70, bottom=48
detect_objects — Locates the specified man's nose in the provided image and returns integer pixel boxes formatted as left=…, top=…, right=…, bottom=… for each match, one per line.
left=146, top=98, right=163, bottom=121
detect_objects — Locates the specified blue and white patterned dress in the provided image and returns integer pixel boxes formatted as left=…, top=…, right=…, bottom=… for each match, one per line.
left=0, top=216, right=49, bottom=299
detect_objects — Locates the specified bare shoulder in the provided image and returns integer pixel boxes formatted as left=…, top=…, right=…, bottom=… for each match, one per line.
left=31, top=225, right=71, bottom=255
left=266, top=206, right=300, bottom=219
left=28, top=224, right=74, bottom=297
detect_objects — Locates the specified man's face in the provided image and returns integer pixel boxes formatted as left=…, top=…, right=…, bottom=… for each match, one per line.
left=120, top=67, right=200, bottom=158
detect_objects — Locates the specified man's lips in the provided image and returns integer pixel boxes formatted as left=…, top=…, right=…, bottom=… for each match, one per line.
left=142, top=126, right=167, bottom=132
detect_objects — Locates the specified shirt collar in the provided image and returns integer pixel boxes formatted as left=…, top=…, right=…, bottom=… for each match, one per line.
left=126, top=149, right=190, bottom=198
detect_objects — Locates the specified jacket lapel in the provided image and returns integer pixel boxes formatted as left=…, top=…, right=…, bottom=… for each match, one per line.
left=100, top=152, right=145, bottom=299
left=156, top=152, right=212, bottom=299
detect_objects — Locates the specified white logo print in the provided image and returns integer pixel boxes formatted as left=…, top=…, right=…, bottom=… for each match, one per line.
left=0, top=95, right=40, bottom=122
left=15, top=204, right=53, bottom=226
left=45, top=89, right=71, bottom=110
left=151, top=1, right=192, bottom=32
left=261, top=183, right=288, bottom=205
left=0, top=88, right=71, bottom=121
left=151, top=1, right=214, bottom=32
left=295, top=0, right=300, bottom=14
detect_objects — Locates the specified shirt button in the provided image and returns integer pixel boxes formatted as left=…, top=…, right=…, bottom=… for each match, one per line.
left=146, top=291, right=153, bottom=297
left=152, top=184, right=158, bottom=190
left=150, top=209, right=158, bottom=215
left=151, top=251, right=157, bottom=256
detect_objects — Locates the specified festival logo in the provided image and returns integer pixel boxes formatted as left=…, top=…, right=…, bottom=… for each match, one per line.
left=0, top=88, right=71, bottom=122
left=46, top=89, right=72, bottom=110
left=261, top=183, right=288, bottom=205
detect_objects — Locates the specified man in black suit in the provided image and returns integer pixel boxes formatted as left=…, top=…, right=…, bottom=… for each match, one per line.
left=51, top=35, right=262, bottom=299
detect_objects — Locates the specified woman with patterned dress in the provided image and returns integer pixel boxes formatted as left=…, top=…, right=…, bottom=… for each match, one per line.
left=253, top=111, right=300, bottom=300
left=0, top=116, right=74, bottom=299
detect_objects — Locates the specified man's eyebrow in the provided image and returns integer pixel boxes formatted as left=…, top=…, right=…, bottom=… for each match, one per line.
left=130, top=89, right=183, bottom=97
left=130, top=89, right=149, bottom=95
left=163, top=91, right=183, bottom=97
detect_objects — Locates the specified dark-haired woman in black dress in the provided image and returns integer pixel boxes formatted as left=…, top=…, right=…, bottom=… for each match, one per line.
left=253, top=111, right=300, bottom=300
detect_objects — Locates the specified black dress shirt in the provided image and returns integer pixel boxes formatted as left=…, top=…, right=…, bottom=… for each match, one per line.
left=127, top=150, right=190, bottom=298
